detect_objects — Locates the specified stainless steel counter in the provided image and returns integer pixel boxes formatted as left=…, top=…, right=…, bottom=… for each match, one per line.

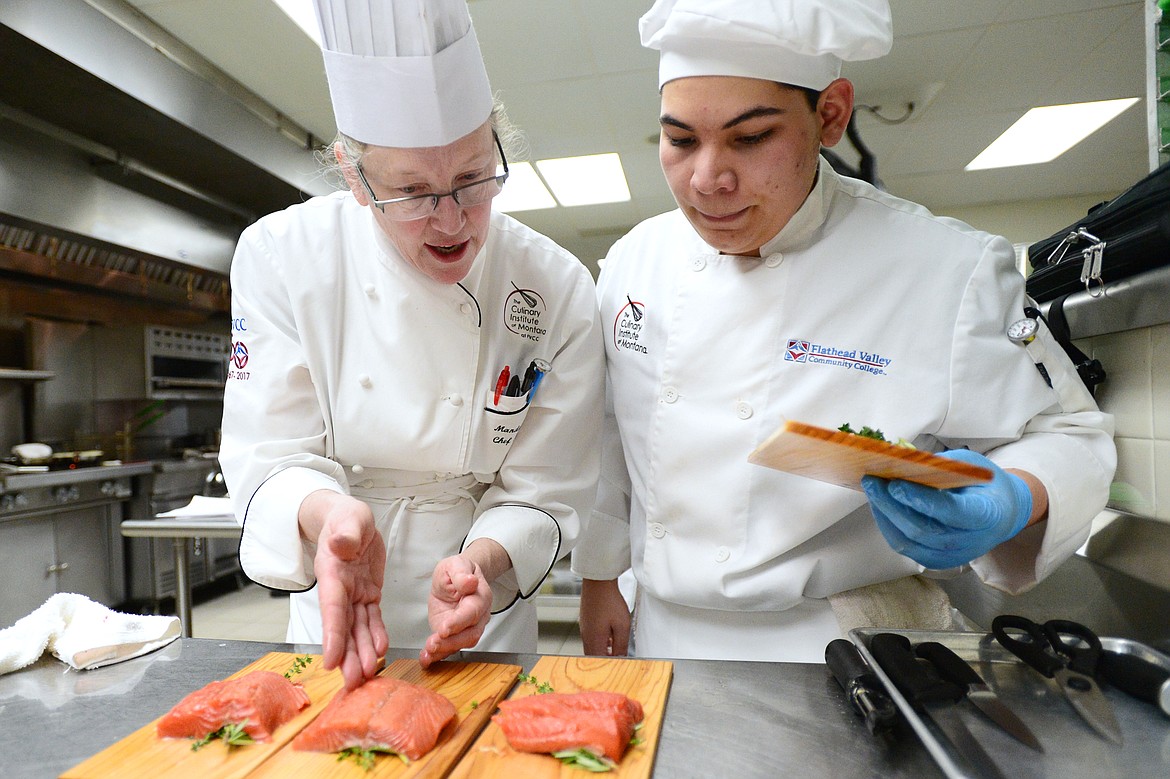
left=0, top=639, right=940, bottom=779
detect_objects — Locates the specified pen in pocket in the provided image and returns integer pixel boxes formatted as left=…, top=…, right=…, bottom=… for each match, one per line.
left=525, top=359, right=551, bottom=402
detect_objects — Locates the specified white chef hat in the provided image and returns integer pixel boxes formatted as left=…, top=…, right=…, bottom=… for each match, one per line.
left=640, top=0, right=893, bottom=92
left=312, top=0, right=493, bottom=148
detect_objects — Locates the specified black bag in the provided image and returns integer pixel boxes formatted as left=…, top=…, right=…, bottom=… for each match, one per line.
left=1026, top=160, right=1170, bottom=303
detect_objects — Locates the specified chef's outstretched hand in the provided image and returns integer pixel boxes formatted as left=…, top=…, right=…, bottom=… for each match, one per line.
left=861, top=449, right=1033, bottom=570
left=420, top=553, right=493, bottom=668
left=308, top=493, right=388, bottom=690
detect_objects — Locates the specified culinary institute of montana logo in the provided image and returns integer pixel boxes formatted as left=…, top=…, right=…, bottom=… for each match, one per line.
left=784, top=338, right=891, bottom=376
left=504, top=283, right=547, bottom=343
left=613, top=296, right=648, bottom=354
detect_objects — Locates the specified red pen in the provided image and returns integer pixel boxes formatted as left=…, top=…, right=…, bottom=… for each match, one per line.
left=494, top=365, right=510, bottom=405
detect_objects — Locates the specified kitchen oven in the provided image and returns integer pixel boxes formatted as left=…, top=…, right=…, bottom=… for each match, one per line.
left=144, top=326, right=228, bottom=400
left=0, top=464, right=148, bottom=628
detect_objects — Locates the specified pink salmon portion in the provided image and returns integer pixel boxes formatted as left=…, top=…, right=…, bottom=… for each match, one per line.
left=292, top=677, right=457, bottom=761
left=492, top=690, right=645, bottom=762
left=156, top=670, right=310, bottom=741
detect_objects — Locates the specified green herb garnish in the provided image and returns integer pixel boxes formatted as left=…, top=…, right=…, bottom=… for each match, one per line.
left=283, top=655, right=313, bottom=679
left=552, top=748, right=617, bottom=773
left=838, top=423, right=887, bottom=441
left=470, top=700, right=479, bottom=709
left=838, top=423, right=915, bottom=449
left=337, top=746, right=409, bottom=771
left=190, top=721, right=254, bottom=752
left=517, top=672, right=554, bottom=694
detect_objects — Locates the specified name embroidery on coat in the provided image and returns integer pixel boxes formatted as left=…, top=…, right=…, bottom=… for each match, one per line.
left=785, top=338, right=892, bottom=376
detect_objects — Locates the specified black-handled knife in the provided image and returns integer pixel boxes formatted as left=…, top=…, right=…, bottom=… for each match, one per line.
left=916, top=641, right=1044, bottom=752
left=825, top=639, right=898, bottom=735
left=870, top=633, right=1008, bottom=779
left=1097, top=649, right=1170, bottom=717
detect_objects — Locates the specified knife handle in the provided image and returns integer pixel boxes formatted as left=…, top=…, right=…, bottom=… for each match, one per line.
left=870, top=633, right=964, bottom=706
left=826, top=639, right=898, bottom=734
left=826, top=638, right=876, bottom=686
left=916, top=641, right=982, bottom=689
left=1097, top=650, right=1170, bottom=715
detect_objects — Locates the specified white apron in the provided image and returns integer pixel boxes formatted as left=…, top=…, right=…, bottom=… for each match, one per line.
left=285, top=471, right=536, bottom=652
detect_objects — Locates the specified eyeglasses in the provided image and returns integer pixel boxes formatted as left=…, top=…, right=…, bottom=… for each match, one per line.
left=354, top=131, right=509, bottom=221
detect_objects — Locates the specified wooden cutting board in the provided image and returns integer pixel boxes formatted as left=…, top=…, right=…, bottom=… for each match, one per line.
left=748, top=420, right=993, bottom=490
left=60, top=654, right=520, bottom=779
left=248, top=657, right=521, bottom=778
left=448, top=655, right=674, bottom=779
left=59, top=652, right=345, bottom=779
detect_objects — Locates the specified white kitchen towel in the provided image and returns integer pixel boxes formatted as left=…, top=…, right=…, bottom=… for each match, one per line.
left=828, top=574, right=958, bottom=635
left=0, top=593, right=180, bottom=674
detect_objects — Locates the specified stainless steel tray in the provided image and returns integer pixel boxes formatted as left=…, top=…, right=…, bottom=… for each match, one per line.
left=850, top=628, right=1170, bottom=778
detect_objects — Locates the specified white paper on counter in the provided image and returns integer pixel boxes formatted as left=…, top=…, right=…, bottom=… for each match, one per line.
left=156, top=495, right=234, bottom=518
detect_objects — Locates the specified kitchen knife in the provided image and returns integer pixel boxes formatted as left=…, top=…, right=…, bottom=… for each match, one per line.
left=825, top=639, right=899, bottom=735
left=870, top=633, right=1008, bottom=779
left=916, top=641, right=1044, bottom=752
left=1097, top=649, right=1170, bottom=717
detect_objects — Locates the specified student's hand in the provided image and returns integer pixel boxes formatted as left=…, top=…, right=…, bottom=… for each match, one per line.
left=579, top=578, right=631, bottom=657
left=862, top=449, right=1033, bottom=569
left=420, top=554, right=493, bottom=668
left=308, top=494, right=389, bottom=690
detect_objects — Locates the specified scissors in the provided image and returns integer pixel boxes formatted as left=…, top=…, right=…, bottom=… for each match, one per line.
left=991, top=615, right=1123, bottom=745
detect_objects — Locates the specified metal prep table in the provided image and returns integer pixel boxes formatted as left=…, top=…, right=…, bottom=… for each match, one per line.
left=0, top=638, right=941, bottom=779
left=120, top=513, right=241, bottom=638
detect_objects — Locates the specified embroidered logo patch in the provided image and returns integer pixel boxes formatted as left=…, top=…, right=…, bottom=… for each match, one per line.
left=613, top=296, right=648, bottom=354
left=784, top=338, right=891, bottom=376
left=505, top=283, right=547, bottom=343
left=228, top=341, right=250, bottom=380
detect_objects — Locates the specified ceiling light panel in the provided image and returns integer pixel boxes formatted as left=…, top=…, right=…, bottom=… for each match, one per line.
left=965, top=97, right=1140, bottom=171
left=493, top=162, right=557, bottom=213
left=536, top=153, right=631, bottom=207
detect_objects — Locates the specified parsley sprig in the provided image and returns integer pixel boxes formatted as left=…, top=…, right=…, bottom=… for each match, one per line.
left=838, top=422, right=887, bottom=441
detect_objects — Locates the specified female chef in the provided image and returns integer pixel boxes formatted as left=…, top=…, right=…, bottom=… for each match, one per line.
left=572, top=0, right=1115, bottom=662
left=219, top=0, right=604, bottom=689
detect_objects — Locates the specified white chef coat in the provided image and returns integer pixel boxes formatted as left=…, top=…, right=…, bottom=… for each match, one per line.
left=572, top=159, right=1116, bottom=662
left=220, top=191, right=604, bottom=652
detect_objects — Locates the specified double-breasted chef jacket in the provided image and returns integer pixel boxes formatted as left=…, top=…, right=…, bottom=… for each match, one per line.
left=221, top=191, right=605, bottom=652
left=572, top=158, right=1116, bottom=662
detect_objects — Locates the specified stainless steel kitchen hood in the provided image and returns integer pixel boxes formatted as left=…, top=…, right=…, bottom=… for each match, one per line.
left=0, top=0, right=334, bottom=280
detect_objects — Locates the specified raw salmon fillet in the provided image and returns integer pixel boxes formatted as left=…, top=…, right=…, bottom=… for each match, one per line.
left=156, top=670, right=310, bottom=741
left=492, top=690, right=644, bottom=762
left=292, top=677, right=457, bottom=761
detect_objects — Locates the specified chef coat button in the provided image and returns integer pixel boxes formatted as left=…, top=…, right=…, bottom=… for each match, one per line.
left=352, top=464, right=364, bottom=475
left=459, top=302, right=472, bottom=315
left=765, top=253, right=783, bottom=268
left=358, top=374, right=372, bottom=388
left=359, top=479, right=374, bottom=488
left=662, top=386, right=679, bottom=403
left=447, top=394, right=463, bottom=407
left=363, top=283, right=376, bottom=297
left=735, top=401, right=753, bottom=419
left=649, top=522, right=666, bottom=539
left=691, top=256, right=706, bottom=272
left=714, top=546, right=730, bottom=563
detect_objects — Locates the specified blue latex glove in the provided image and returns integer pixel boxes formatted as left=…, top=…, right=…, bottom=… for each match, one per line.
left=861, top=449, right=1033, bottom=569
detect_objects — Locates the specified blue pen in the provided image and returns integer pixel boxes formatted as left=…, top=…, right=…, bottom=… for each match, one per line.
left=527, top=359, right=551, bottom=402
